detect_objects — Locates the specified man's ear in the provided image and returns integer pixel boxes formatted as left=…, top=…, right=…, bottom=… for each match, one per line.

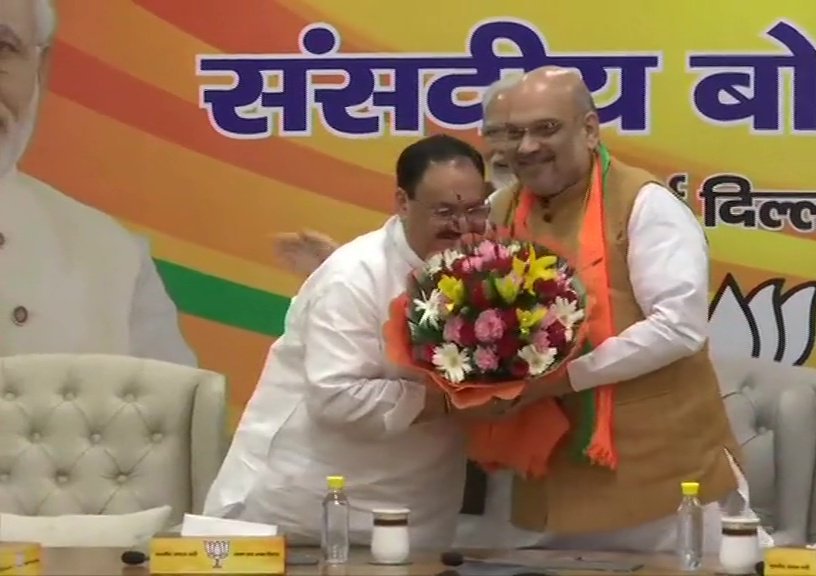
left=584, top=111, right=601, bottom=150
left=37, top=45, right=52, bottom=87
left=395, top=187, right=410, bottom=219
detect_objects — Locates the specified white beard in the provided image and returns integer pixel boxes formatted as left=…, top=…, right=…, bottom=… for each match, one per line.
left=0, top=82, right=40, bottom=179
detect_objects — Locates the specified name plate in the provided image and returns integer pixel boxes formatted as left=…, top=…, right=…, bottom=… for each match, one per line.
left=0, top=542, right=41, bottom=576
left=765, top=547, right=816, bottom=576
left=149, top=536, right=286, bottom=574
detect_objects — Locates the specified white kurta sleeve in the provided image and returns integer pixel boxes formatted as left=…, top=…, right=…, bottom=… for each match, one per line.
left=302, top=279, right=427, bottom=436
left=129, top=236, right=198, bottom=367
left=567, top=183, right=710, bottom=391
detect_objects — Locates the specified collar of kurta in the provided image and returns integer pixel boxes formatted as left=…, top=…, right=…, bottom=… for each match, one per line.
left=389, top=216, right=425, bottom=270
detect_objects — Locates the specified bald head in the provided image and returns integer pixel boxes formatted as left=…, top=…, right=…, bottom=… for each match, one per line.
left=514, top=66, right=595, bottom=118
left=498, top=66, right=601, bottom=198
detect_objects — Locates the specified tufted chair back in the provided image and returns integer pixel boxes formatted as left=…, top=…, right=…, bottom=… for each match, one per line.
left=0, top=354, right=228, bottom=524
left=714, top=353, right=816, bottom=545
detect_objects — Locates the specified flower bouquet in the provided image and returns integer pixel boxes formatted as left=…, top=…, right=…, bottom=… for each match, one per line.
left=383, top=229, right=589, bottom=477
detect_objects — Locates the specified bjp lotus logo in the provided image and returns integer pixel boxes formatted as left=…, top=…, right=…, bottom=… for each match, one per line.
left=708, top=274, right=816, bottom=365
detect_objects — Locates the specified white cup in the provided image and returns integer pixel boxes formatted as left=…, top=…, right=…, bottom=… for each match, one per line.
left=719, top=516, right=760, bottom=575
left=370, top=508, right=410, bottom=565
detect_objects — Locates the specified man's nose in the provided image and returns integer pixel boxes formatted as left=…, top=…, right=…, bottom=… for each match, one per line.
left=451, top=214, right=467, bottom=230
left=516, top=132, right=540, bottom=154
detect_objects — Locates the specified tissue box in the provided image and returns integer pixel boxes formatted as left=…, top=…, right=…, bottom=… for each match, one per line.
left=0, top=542, right=41, bottom=575
left=149, top=535, right=286, bottom=574
left=765, top=547, right=816, bottom=576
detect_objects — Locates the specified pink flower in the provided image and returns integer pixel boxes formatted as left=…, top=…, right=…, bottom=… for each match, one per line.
left=474, top=309, right=505, bottom=343
left=462, top=256, right=485, bottom=273
left=443, top=316, right=464, bottom=343
left=476, top=240, right=497, bottom=262
left=476, top=240, right=511, bottom=262
left=474, top=346, right=499, bottom=372
left=532, top=329, right=551, bottom=352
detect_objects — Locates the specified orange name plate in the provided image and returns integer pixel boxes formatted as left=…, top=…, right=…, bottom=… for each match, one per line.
left=149, top=536, right=286, bottom=574
left=0, top=542, right=41, bottom=576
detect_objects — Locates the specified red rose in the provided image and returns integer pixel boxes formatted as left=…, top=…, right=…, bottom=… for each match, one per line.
left=468, top=280, right=492, bottom=309
left=450, top=258, right=467, bottom=278
left=533, top=279, right=559, bottom=300
left=563, top=290, right=579, bottom=303
left=459, top=322, right=478, bottom=348
left=498, top=308, right=518, bottom=331
left=547, top=320, right=568, bottom=349
left=509, top=356, right=529, bottom=378
left=491, top=256, right=513, bottom=275
left=557, top=281, right=579, bottom=303
left=412, top=344, right=435, bottom=364
left=496, top=331, right=520, bottom=359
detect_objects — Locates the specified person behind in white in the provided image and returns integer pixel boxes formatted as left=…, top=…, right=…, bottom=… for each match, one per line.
left=0, top=0, right=195, bottom=365
left=203, top=135, right=496, bottom=549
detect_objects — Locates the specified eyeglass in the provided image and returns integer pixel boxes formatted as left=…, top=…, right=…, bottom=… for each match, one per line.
left=426, top=202, right=491, bottom=222
left=483, top=119, right=561, bottom=147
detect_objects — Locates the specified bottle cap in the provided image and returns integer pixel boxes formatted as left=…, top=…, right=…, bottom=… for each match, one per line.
left=681, top=481, right=700, bottom=496
left=327, top=475, right=345, bottom=490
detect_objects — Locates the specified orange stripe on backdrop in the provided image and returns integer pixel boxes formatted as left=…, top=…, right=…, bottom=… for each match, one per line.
left=179, top=314, right=274, bottom=430
left=51, top=1, right=405, bottom=179
left=45, top=40, right=393, bottom=214
left=22, top=96, right=386, bottom=265
left=133, top=0, right=367, bottom=54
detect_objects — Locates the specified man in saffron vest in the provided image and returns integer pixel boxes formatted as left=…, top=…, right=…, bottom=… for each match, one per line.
left=482, top=65, right=761, bottom=551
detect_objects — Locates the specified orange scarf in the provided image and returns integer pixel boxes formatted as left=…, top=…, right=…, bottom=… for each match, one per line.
left=511, top=145, right=618, bottom=469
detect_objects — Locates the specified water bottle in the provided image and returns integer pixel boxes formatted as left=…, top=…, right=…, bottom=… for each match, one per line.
left=677, top=481, right=704, bottom=571
left=321, top=475, right=350, bottom=564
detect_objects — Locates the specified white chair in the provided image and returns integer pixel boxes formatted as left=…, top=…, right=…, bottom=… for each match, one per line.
left=0, top=353, right=228, bottom=545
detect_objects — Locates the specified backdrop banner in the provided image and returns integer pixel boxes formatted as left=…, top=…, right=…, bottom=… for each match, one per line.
left=26, top=1, right=816, bottom=425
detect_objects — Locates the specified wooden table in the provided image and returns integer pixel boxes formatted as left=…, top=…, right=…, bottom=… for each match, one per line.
left=40, top=547, right=727, bottom=575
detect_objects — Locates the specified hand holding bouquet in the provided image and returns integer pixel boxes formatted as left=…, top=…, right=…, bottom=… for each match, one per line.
left=384, top=229, right=588, bottom=477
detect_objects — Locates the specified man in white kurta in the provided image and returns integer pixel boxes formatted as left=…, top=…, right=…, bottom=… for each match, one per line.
left=0, top=0, right=195, bottom=366
left=204, top=217, right=465, bottom=547
left=205, top=135, right=493, bottom=548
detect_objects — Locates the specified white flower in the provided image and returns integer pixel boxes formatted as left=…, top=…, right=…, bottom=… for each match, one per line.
left=518, top=344, right=557, bottom=376
left=551, top=296, right=585, bottom=329
left=708, top=274, right=816, bottom=365
left=412, top=289, right=444, bottom=328
left=442, top=249, right=464, bottom=270
left=506, top=242, right=521, bottom=255
left=432, top=343, right=471, bottom=383
left=425, top=253, right=444, bottom=276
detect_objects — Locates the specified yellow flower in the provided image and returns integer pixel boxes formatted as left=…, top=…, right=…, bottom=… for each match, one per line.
left=494, top=274, right=521, bottom=304
left=516, top=307, right=547, bottom=336
left=437, top=275, right=465, bottom=308
left=512, top=246, right=557, bottom=293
